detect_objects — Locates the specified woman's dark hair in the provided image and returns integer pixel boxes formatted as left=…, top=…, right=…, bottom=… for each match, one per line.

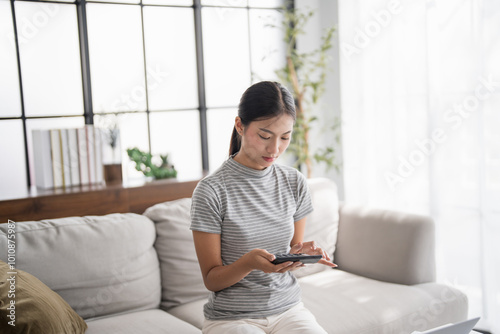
left=229, top=81, right=296, bottom=156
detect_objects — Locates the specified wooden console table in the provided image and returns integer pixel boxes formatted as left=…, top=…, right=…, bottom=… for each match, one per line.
left=0, top=177, right=201, bottom=223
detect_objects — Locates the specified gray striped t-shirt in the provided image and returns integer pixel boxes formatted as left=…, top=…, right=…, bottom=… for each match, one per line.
left=190, top=156, right=313, bottom=320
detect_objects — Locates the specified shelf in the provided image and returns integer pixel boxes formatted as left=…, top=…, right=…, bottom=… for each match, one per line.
left=0, top=176, right=202, bottom=223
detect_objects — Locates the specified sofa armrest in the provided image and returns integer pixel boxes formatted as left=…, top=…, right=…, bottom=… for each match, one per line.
left=334, top=203, right=436, bottom=285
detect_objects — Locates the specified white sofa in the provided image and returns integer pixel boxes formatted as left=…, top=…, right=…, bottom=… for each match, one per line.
left=0, top=178, right=468, bottom=333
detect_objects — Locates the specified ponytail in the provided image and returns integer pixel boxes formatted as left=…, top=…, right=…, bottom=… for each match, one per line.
left=229, top=126, right=240, bottom=156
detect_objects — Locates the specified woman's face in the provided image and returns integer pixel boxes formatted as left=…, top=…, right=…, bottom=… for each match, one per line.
left=234, top=114, right=294, bottom=170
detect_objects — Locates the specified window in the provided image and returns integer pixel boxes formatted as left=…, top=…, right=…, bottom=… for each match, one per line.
left=0, top=2, right=21, bottom=118
left=16, top=2, right=84, bottom=117
left=87, top=4, right=146, bottom=113
left=0, top=0, right=286, bottom=195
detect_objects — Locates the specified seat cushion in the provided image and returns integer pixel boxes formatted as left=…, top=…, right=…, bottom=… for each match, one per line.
left=0, top=260, right=87, bottom=334
left=85, top=309, right=201, bottom=334
left=143, top=198, right=209, bottom=310
left=165, top=270, right=468, bottom=334
left=168, top=298, right=207, bottom=330
left=0, top=213, right=161, bottom=319
left=299, top=269, right=468, bottom=334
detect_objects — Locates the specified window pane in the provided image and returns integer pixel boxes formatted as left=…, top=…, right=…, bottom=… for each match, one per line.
left=26, top=117, right=85, bottom=187
left=0, top=121, right=27, bottom=199
left=143, top=7, right=198, bottom=111
left=248, top=0, right=284, bottom=8
left=87, top=4, right=146, bottom=113
left=207, top=108, right=236, bottom=171
left=15, top=2, right=84, bottom=117
left=150, top=110, right=202, bottom=180
left=249, top=9, right=286, bottom=82
left=0, top=3, right=22, bottom=117
left=202, top=0, right=247, bottom=7
left=202, top=8, right=250, bottom=107
left=143, top=0, right=193, bottom=5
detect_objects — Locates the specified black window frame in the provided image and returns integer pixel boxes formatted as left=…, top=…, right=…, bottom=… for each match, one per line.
left=2, top=0, right=291, bottom=188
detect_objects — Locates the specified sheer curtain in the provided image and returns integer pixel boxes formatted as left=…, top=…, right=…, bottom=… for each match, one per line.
left=338, top=0, right=500, bottom=332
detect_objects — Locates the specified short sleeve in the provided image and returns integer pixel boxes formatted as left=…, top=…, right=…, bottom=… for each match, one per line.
left=293, top=171, right=314, bottom=222
left=190, top=179, right=223, bottom=234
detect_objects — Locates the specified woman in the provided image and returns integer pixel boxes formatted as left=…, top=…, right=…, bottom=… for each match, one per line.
left=190, top=81, right=336, bottom=334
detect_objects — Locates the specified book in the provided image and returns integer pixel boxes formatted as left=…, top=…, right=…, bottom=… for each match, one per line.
left=50, top=129, right=63, bottom=188
left=94, top=127, right=104, bottom=184
left=86, top=125, right=96, bottom=184
left=67, top=128, right=81, bottom=186
left=32, top=129, right=54, bottom=189
left=77, top=127, right=90, bottom=185
left=60, top=128, right=71, bottom=187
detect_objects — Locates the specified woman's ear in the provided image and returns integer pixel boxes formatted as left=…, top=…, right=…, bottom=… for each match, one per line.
left=235, top=116, right=244, bottom=136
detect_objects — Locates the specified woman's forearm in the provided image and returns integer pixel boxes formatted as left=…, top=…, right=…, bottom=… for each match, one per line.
left=202, top=249, right=294, bottom=292
left=203, top=255, right=253, bottom=292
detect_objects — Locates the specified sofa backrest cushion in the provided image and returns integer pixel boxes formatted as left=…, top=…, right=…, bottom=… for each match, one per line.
left=0, top=213, right=161, bottom=319
left=143, top=198, right=209, bottom=310
left=293, top=177, right=340, bottom=278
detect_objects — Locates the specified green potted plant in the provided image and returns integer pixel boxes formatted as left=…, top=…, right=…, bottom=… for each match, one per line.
left=127, top=147, right=177, bottom=180
left=271, top=3, right=341, bottom=178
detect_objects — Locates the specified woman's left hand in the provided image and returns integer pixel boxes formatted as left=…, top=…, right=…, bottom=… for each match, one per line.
left=290, top=241, right=338, bottom=268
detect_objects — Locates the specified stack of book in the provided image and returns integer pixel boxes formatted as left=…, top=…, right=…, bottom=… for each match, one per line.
left=32, top=125, right=106, bottom=189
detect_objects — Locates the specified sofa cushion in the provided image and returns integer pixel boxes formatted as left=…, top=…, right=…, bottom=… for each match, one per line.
left=143, top=198, right=209, bottom=310
left=299, top=269, right=468, bottom=334
left=168, top=298, right=207, bottom=330
left=164, top=270, right=469, bottom=334
left=293, top=178, right=340, bottom=278
left=85, top=309, right=200, bottom=334
left=0, top=260, right=88, bottom=334
left=335, top=204, right=436, bottom=285
left=0, top=213, right=161, bottom=319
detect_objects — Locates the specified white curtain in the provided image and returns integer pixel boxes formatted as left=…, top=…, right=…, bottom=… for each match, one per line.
left=339, top=0, right=500, bottom=332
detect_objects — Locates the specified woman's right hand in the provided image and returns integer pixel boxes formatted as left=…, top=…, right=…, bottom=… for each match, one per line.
left=242, top=249, right=304, bottom=274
